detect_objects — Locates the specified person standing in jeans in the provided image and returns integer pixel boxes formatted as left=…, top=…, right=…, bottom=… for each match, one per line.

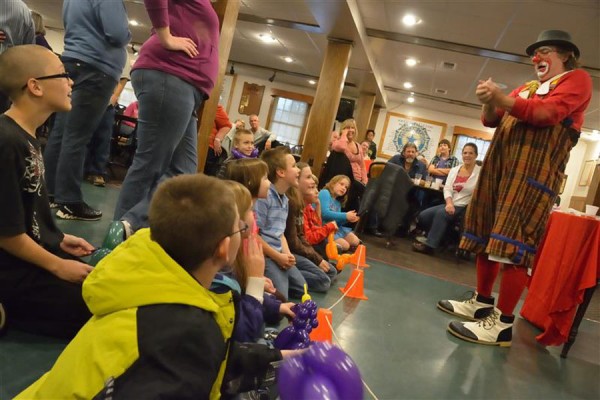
left=0, top=0, right=35, bottom=114
left=110, top=0, right=220, bottom=238
left=44, top=0, right=131, bottom=221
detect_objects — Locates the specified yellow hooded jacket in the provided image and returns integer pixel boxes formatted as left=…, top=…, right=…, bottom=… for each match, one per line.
left=18, top=228, right=235, bottom=399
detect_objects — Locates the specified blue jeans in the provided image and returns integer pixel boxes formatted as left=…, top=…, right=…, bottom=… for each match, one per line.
left=85, top=105, right=115, bottom=176
left=417, top=204, right=466, bottom=248
left=294, top=254, right=337, bottom=293
left=44, top=59, right=117, bottom=203
left=113, top=69, right=204, bottom=230
left=264, top=258, right=306, bottom=301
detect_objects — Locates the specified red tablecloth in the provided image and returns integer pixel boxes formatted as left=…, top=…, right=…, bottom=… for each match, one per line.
left=521, top=211, right=600, bottom=345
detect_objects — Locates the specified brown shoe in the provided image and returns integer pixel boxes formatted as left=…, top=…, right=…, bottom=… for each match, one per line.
left=92, top=175, right=105, bottom=187
left=412, top=241, right=434, bottom=254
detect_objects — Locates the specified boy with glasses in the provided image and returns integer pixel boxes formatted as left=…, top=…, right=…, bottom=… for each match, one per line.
left=18, top=174, right=289, bottom=398
left=0, top=45, right=94, bottom=338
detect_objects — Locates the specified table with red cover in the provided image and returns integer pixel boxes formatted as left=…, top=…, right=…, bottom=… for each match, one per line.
left=521, top=211, right=600, bottom=346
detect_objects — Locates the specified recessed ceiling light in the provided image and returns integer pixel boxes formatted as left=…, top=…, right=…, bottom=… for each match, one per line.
left=405, top=58, right=418, bottom=67
left=402, top=14, right=421, bottom=26
left=129, top=20, right=139, bottom=26
left=259, top=34, right=277, bottom=43
left=283, top=56, right=294, bottom=63
left=308, top=80, right=316, bottom=85
left=407, top=96, right=415, bottom=103
left=403, top=82, right=413, bottom=89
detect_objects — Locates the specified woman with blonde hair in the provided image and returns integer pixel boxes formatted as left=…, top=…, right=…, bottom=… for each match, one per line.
left=330, top=119, right=368, bottom=185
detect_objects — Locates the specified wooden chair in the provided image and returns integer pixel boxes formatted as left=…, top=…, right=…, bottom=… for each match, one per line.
left=368, top=161, right=386, bottom=180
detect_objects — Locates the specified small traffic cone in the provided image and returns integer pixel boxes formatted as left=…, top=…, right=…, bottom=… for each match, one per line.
left=348, top=245, right=369, bottom=268
left=309, top=308, right=333, bottom=342
left=339, top=268, right=368, bottom=300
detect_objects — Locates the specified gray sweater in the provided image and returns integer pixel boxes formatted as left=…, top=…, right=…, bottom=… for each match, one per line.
left=61, top=0, right=131, bottom=80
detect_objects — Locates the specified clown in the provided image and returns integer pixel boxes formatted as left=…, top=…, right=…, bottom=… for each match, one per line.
left=438, top=30, right=592, bottom=346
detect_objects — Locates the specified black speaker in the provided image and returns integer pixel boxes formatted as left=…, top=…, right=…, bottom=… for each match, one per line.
left=335, top=98, right=355, bottom=122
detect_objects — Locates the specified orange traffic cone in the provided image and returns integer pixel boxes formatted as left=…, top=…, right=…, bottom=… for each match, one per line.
left=348, top=244, right=369, bottom=268
left=339, top=268, right=368, bottom=300
left=309, top=308, right=333, bottom=342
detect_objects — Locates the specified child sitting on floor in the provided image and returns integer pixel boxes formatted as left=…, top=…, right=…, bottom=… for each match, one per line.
left=18, top=175, right=298, bottom=399
left=303, top=175, right=338, bottom=259
left=254, top=147, right=307, bottom=300
left=212, top=181, right=295, bottom=343
left=319, top=175, right=361, bottom=251
left=0, top=45, right=94, bottom=339
left=285, top=162, right=337, bottom=292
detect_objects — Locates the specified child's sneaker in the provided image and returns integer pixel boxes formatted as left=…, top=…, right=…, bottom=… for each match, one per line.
left=437, top=291, right=494, bottom=321
left=447, top=310, right=513, bottom=347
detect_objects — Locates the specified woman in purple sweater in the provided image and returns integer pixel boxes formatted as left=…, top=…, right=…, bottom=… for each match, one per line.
left=112, top=0, right=219, bottom=235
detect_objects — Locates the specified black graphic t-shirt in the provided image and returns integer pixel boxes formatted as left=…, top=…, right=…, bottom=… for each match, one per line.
left=0, top=115, right=63, bottom=268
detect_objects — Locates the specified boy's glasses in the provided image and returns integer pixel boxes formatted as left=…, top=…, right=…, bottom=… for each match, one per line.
left=21, top=72, right=71, bottom=90
left=228, top=220, right=249, bottom=237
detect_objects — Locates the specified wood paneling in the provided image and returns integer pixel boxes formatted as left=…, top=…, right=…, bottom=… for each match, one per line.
left=355, top=93, right=376, bottom=142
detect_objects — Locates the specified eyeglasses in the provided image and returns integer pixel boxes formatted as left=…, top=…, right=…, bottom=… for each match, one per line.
left=532, top=47, right=556, bottom=57
left=21, top=72, right=71, bottom=90
left=227, top=220, right=249, bottom=237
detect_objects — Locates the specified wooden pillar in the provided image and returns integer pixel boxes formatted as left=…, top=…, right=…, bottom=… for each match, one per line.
left=354, top=93, right=375, bottom=142
left=197, top=0, right=240, bottom=173
left=368, top=106, right=380, bottom=131
left=301, top=40, right=352, bottom=175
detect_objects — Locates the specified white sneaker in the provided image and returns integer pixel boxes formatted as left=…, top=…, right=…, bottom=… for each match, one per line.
left=437, top=291, right=494, bottom=321
left=447, top=310, right=513, bottom=347
left=121, top=220, right=133, bottom=239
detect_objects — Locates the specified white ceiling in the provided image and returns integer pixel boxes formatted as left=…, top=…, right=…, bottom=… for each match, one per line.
left=23, top=0, right=600, bottom=132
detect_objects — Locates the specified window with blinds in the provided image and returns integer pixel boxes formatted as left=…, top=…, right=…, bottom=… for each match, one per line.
left=268, top=97, right=308, bottom=145
left=453, top=134, right=491, bottom=161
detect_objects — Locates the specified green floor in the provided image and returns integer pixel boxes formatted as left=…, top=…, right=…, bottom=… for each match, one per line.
left=1, top=183, right=599, bottom=399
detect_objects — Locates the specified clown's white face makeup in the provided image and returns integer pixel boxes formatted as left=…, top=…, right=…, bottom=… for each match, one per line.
left=531, top=46, right=567, bottom=81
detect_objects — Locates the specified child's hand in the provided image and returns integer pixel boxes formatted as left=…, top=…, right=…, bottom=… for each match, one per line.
left=52, top=259, right=94, bottom=283
left=264, top=277, right=276, bottom=294
left=280, top=349, right=308, bottom=359
left=240, top=234, right=264, bottom=277
left=331, top=221, right=338, bottom=230
left=60, top=234, right=95, bottom=257
left=275, top=252, right=295, bottom=269
left=275, top=252, right=290, bottom=269
left=318, top=260, right=331, bottom=273
left=279, top=302, right=296, bottom=318
left=346, top=210, right=359, bottom=223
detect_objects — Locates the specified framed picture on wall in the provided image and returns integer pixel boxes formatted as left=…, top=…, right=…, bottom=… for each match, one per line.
left=378, top=112, right=447, bottom=160
left=238, top=82, right=265, bottom=116
left=578, top=160, right=595, bottom=186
